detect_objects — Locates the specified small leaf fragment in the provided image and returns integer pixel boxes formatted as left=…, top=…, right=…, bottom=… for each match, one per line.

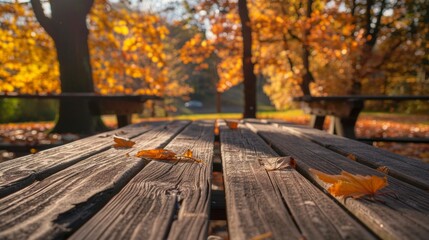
left=214, top=120, right=220, bottom=135
left=260, top=156, right=296, bottom=171
left=184, top=149, right=193, bottom=158
left=310, top=168, right=388, bottom=199
left=226, top=120, right=239, bottom=130
left=347, top=154, right=356, bottom=161
left=377, top=166, right=389, bottom=174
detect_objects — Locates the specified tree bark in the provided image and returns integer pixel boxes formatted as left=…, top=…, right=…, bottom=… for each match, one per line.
left=31, top=0, right=106, bottom=134
left=301, top=0, right=314, bottom=96
left=238, top=0, right=257, bottom=118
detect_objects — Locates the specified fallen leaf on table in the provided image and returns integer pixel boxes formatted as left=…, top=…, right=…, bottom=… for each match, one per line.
left=226, top=120, right=239, bottom=130
left=259, top=156, right=296, bottom=171
left=377, top=166, right=389, bottom=174
left=309, top=168, right=388, bottom=199
left=135, top=149, right=177, bottom=159
left=346, top=154, right=357, bottom=161
left=135, top=148, right=203, bottom=164
left=113, top=136, right=136, bottom=148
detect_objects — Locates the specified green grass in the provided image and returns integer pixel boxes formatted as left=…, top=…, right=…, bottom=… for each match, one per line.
left=172, top=109, right=307, bottom=120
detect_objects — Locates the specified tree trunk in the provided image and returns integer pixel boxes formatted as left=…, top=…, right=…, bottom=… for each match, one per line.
left=216, top=91, right=221, bottom=113
left=31, top=0, right=106, bottom=134
left=238, top=0, right=257, bottom=118
left=301, top=0, right=314, bottom=96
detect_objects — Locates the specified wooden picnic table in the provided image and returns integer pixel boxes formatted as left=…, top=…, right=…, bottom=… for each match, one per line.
left=1, top=119, right=429, bottom=239
left=293, top=95, right=429, bottom=141
left=0, top=93, right=163, bottom=127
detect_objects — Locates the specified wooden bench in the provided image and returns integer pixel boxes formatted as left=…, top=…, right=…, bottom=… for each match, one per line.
left=1, top=119, right=428, bottom=239
left=0, top=93, right=163, bottom=127
left=293, top=95, right=429, bottom=141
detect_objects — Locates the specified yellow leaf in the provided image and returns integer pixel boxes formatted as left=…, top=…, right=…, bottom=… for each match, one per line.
left=309, top=168, right=388, bottom=199
left=184, top=149, right=193, bottom=158
left=113, top=136, right=136, bottom=148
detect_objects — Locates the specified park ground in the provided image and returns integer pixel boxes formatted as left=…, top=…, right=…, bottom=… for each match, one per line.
left=0, top=110, right=428, bottom=163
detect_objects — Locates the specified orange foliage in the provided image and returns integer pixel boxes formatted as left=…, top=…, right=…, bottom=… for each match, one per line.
left=310, top=168, right=388, bottom=199
left=0, top=0, right=191, bottom=98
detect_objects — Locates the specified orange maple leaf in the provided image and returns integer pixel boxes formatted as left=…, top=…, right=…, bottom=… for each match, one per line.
left=113, top=136, right=136, bottom=148
left=135, top=149, right=177, bottom=159
left=135, top=148, right=203, bottom=164
left=309, top=168, right=388, bottom=199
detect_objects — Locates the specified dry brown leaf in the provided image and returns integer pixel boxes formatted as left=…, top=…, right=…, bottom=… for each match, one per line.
left=377, top=166, right=389, bottom=174
left=260, top=156, right=296, bottom=171
left=310, top=168, right=388, bottom=199
left=113, top=136, right=136, bottom=148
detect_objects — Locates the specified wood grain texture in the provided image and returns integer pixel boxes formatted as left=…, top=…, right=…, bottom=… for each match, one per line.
left=219, top=121, right=374, bottom=239
left=270, top=120, right=429, bottom=190
left=70, top=120, right=214, bottom=240
left=0, top=121, right=164, bottom=198
left=247, top=121, right=429, bottom=240
left=0, top=121, right=190, bottom=240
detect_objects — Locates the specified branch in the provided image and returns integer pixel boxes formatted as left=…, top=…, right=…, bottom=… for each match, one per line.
left=351, top=0, right=357, bottom=16
left=365, top=39, right=403, bottom=76
left=30, top=0, right=55, bottom=37
left=368, top=0, right=386, bottom=47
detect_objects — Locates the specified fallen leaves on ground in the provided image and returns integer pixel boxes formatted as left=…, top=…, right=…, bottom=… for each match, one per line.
left=309, top=168, right=388, bottom=199
left=259, top=156, right=296, bottom=171
left=135, top=148, right=203, bottom=163
left=113, top=136, right=135, bottom=148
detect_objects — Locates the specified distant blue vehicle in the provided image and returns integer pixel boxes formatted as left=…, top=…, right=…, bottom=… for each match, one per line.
left=185, top=100, right=203, bottom=108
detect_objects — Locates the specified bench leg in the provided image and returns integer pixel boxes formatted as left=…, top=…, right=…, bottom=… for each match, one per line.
left=309, top=115, right=325, bottom=130
left=329, top=116, right=358, bottom=139
left=117, top=114, right=132, bottom=128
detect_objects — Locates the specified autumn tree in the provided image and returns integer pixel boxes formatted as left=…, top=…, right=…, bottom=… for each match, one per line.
left=239, top=0, right=257, bottom=118
left=1, top=0, right=192, bottom=130
left=180, top=0, right=259, bottom=117
left=30, top=0, right=103, bottom=134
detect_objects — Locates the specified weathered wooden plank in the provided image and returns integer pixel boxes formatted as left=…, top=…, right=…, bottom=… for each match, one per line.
left=0, top=121, right=190, bottom=240
left=219, top=121, right=374, bottom=239
left=70, top=120, right=214, bottom=240
left=269, top=120, right=429, bottom=190
left=0, top=121, right=165, bottom=198
left=247, top=121, right=429, bottom=239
